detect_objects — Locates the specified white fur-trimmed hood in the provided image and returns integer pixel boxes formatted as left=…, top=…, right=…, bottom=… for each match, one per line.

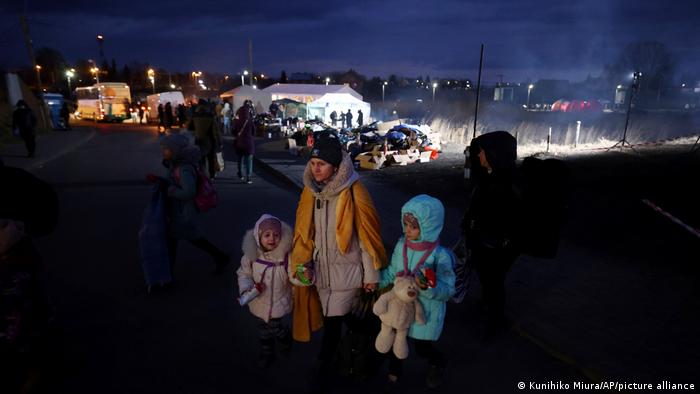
left=241, top=220, right=293, bottom=262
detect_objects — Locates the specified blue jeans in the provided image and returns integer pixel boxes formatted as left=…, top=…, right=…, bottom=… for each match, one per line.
left=237, top=154, right=253, bottom=178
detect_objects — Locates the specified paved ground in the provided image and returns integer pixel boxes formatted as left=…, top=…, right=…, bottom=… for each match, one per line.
left=255, top=137, right=700, bottom=389
left=2, top=122, right=697, bottom=393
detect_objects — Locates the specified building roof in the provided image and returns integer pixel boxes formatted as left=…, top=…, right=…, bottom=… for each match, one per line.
left=262, top=83, right=362, bottom=100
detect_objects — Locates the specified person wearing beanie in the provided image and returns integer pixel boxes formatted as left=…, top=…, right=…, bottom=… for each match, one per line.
left=290, top=133, right=388, bottom=392
left=236, top=214, right=293, bottom=368
left=146, top=134, right=229, bottom=281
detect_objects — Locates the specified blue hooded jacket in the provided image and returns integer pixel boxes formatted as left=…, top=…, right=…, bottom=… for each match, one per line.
left=379, top=194, right=456, bottom=341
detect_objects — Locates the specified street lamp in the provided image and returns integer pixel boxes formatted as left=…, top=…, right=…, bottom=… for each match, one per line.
left=242, top=70, right=249, bottom=86
left=527, top=84, right=534, bottom=109
left=432, top=82, right=438, bottom=102
left=325, top=77, right=330, bottom=86
left=147, top=68, right=155, bottom=94
left=65, top=69, right=75, bottom=93
left=90, top=66, right=100, bottom=84
left=97, top=35, right=105, bottom=60
left=35, top=65, right=42, bottom=90
left=382, top=81, right=388, bottom=103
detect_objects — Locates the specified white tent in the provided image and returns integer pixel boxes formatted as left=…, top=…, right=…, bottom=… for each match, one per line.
left=263, top=83, right=362, bottom=103
left=307, top=93, right=371, bottom=127
left=220, top=85, right=272, bottom=114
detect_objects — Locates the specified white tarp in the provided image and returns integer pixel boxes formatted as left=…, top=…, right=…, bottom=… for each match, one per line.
left=220, top=85, right=271, bottom=115
left=306, top=93, right=371, bottom=127
left=263, top=83, right=363, bottom=103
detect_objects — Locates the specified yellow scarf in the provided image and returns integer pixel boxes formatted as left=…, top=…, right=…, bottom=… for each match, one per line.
left=291, top=181, right=387, bottom=342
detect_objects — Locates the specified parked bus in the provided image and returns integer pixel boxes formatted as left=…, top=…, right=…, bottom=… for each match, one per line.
left=76, top=83, right=131, bottom=121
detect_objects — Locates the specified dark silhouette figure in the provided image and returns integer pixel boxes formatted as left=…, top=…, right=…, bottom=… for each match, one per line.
left=157, top=104, right=165, bottom=133
left=356, top=109, right=363, bottom=127
left=12, top=100, right=37, bottom=158
left=233, top=100, right=256, bottom=184
left=330, top=110, right=338, bottom=126
left=461, top=131, right=520, bottom=338
left=164, top=102, right=174, bottom=130
left=177, top=104, right=186, bottom=128
left=60, top=103, right=71, bottom=130
left=345, top=109, right=353, bottom=129
left=188, top=99, right=222, bottom=179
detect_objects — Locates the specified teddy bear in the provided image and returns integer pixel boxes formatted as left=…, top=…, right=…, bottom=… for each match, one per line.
left=373, top=276, right=426, bottom=359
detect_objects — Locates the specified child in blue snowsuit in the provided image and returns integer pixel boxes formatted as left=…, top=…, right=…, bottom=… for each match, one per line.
left=379, top=194, right=456, bottom=389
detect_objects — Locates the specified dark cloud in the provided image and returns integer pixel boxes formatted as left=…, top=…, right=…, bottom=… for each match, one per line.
left=1, top=0, right=699, bottom=82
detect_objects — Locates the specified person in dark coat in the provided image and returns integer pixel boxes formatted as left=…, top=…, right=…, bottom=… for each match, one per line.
left=11, top=100, right=37, bottom=158
left=345, top=109, right=353, bottom=129
left=146, top=134, right=229, bottom=276
left=0, top=159, right=56, bottom=392
left=60, top=103, right=71, bottom=130
left=177, top=104, right=186, bottom=128
left=188, top=99, right=222, bottom=179
left=157, top=104, right=165, bottom=133
left=329, top=110, right=338, bottom=127
left=339, top=111, right=346, bottom=129
left=356, top=109, right=363, bottom=127
left=461, top=131, right=521, bottom=338
left=164, top=102, right=174, bottom=130
left=233, top=100, right=256, bottom=184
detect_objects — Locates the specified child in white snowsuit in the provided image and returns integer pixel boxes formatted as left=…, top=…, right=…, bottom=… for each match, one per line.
left=236, top=214, right=294, bottom=368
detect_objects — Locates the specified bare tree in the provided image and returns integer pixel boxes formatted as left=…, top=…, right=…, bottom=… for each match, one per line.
left=607, top=41, right=674, bottom=91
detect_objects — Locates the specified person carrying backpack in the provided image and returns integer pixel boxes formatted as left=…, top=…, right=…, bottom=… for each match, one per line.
left=146, top=134, right=229, bottom=279
left=461, top=131, right=520, bottom=339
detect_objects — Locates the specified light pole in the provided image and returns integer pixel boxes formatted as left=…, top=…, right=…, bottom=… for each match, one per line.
left=35, top=65, right=42, bottom=90
left=147, top=68, right=155, bottom=94
left=527, top=84, right=534, bottom=109
left=90, top=65, right=102, bottom=120
left=96, top=35, right=104, bottom=61
left=325, top=77, right=330, bottom=86
left=90, top=66, right=100, bottom=85
left=610, top=71, right=641, bottom=149
left=65, top=68, right=75, bottom=94
left=432, top=82, right=438, bottom=102
left=382, top=81, right=387, bottom=103
left=242, top=70, right=249, bottom=86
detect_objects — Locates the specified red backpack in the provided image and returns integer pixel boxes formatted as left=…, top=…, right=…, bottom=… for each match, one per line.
left=174, top=166, right=218, bottom=212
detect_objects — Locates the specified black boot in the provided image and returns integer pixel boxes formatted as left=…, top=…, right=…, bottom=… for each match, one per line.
left=425, top=363, right=446, bottom=389
left=277, top=330, right=292, bottom=357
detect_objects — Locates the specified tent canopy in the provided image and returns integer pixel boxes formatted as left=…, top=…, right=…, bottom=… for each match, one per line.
left=220, top=85, right=272, bottom=114
left=306, top=93, right=371, bottom=126
left=263, top=83, right=362, bottom=103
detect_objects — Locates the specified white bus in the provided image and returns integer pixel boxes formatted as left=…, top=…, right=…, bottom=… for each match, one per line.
left=76, top=83, right=132, bottom=121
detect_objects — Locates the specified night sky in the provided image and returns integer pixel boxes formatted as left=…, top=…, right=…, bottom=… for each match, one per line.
left=1, top=0, right=699, bottom=82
